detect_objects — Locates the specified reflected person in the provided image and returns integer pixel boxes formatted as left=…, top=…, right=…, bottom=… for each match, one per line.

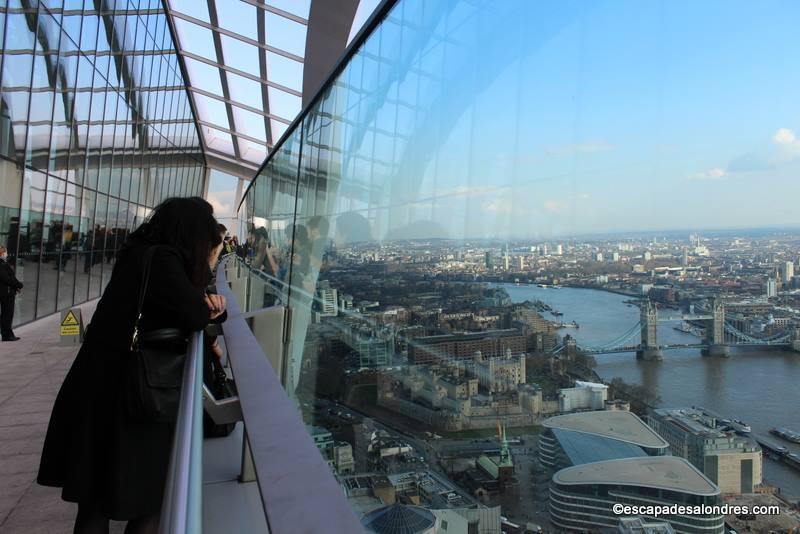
left=0, top=245, right=22, bottom=341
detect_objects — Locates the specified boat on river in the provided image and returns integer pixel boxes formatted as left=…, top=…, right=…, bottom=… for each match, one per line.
left=771, top=427, right=800, bottom=444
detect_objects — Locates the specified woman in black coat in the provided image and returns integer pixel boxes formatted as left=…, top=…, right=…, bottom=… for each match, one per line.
left=38, top=197, right=226, bottom=534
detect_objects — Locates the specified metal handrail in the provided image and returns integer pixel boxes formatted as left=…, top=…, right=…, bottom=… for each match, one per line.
left=159, top=331, right=204, bottom=534
left=216, top=256, right=364, bottom=533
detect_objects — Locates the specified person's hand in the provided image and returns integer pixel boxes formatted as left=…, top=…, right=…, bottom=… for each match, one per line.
left=211, top=338, right=223, bottom=359
left=205, top=293, right=226, bottom=320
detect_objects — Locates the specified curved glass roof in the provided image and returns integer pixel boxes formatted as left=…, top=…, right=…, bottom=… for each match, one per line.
left=543, top=411, right=669, bottom=450
left=163, top=0, right=377, bottom=176
left=166, top=0, right=307, bottom=171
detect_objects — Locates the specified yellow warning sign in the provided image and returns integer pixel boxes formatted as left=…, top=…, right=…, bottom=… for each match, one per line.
left=60, top=310, right=80, bottom=336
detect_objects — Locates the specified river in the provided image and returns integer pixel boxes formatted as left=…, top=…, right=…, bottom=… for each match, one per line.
left=499, top=283, right=800, bottom=501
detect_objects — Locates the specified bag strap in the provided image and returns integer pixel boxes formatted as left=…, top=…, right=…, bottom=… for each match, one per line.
left=131, top=245, right=159, bottom=350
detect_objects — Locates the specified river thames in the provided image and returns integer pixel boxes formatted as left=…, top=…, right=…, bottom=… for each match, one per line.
left=500, top=283, right=800, bottom=501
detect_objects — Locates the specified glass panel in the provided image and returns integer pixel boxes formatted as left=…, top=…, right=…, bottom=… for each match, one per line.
left=219, top=34, right=259, bottom=76
left=168, top=0, right=210, bottom=23
left=201, top=124, right=235, bottom=156
left=88, top=193, right=107, bottom=299
left=37, top=177, right=67, bottom=318
left=232, top=107, right=266, bottom=142
left=226, top=71, right=264, bottom=111
left=183, top=56, right=224, bottom=96
left=270, top=118, right=288, bottom=143
left=265, top=51, right=302, bottom=92
left=264, top=11, right=306, bottom=58
left=74, top=187, right=95, bottom=304
left=173, top=18, right=217, bottom=63
left=267, top=86, right=301, bottom=121
left=216, top=0, right=257, bottom=41
left=17, top=170, right=46, bottom=323
left=265, top=0, right=310, bottom=19
left=241, top=0, right=800, bottom=524
left=238, top=138, right=267, bottom=164
left=57, top=181, right=81, bottom=310
left=192, top=92, right=229, bottom=130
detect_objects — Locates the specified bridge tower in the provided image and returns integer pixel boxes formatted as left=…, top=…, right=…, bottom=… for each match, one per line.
left=636, top=299, right=663, bottom=361
left=791, top=327, right=800, bottom=353
left=702, top=298, right=729, bottom=357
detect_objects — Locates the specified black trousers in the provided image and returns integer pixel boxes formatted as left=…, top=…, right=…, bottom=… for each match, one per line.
left=0, top=295, right=15, bottom=339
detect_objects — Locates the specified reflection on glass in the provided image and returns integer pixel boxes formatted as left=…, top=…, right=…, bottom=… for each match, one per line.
left=241, top=0, right=800, bottom=528
left=0, top=2, right=204, bottom=326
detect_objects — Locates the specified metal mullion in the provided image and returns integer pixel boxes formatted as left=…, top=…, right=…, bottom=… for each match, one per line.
left=255, top=0, right=272, bottom=146
left=239, top=0, right=307, bottom=26
left=96, top=0, right=148, bottom=151
left=205, top=0, right=240, bottom=160
left=141, top=8, right=160, bottom=207
left=27, top=2, right=51, bottom=319
left=61, top=2, right=91, bottom=307
left=160, top=0, right=207, bottom=170
left=119, top=1, right=143, bottom=207
left=204, top=149, right=259, bottom=171
left=19, top=2, right=49, bottom=317
left=188, top=86, right=289, bottom=124
left=127, top=3, right=150, bottom=207
left=196, top=120, right=269, bottom=147
left=179, top=50, right=301, bottom=97
left=166, top=9, right=303, bottom=63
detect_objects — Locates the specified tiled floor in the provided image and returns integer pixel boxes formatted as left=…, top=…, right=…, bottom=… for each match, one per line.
left=0, top=300, right=268, bottom=533
left=0, top=300, right=127, bottom=533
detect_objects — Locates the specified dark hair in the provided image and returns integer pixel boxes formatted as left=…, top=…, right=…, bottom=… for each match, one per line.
left=125, top=197, right=221, bottom=287
left=217, top=223, right=227, bottom=235
left=308, top=216, right=329, bottom=237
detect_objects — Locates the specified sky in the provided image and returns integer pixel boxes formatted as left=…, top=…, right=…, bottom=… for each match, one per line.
left=265, top=0, right=800, bottom=241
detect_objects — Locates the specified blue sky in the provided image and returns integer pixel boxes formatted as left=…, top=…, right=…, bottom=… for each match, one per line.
left=321, top=0, right=800, bottom=240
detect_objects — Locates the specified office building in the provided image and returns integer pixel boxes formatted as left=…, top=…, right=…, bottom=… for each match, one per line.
left=538, top=412, right=721, bottom=533
left=617, top=517, right=676, bottom=534
left=408, top=329, right=526, bottom=365
left=317, top=285, right=339, bottom=317
left=648, top=408, right=762, bottom=494
left=766, top=278, right=778, bottom=298
left=781, top=261, right=794, bottom=284
left=539, top=411, right=669, bottom=470
left=558, top=381, right=609, bottom=412
left=550, top=457, right=723, bottom=534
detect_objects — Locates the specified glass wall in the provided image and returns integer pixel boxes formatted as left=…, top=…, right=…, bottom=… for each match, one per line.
left=0, top=0, right=204, bottom=325
left=241, top=0, right=800, bottom=525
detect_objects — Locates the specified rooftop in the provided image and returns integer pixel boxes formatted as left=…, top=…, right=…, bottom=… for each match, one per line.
left=553, top=457, right=720, bottom=496
left=362, top=503, right=436, bottom=534
left=552, top=428, right=648, bottom=466
left=543, top=411, right=669, bottom=450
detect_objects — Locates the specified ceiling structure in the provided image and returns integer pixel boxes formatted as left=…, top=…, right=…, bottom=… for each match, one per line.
left=164, top=0, right=379, bottom=178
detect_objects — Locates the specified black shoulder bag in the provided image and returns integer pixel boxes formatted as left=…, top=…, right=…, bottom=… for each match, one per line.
left=123, top=246, right=188, bottom=423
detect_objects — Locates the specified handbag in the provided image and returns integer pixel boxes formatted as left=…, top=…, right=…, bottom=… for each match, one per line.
left=203, top=349, right=237, bottom=438
left=123, top=246, right=188, bottom=423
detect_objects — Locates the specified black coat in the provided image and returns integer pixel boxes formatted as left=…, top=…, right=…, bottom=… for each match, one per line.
left=37, top=241, right=211, bottom=520
left=0, top=258, right=22, bottom=297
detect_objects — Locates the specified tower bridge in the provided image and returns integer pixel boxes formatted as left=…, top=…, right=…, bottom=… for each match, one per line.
left=552, top=298, right=798, bottom=360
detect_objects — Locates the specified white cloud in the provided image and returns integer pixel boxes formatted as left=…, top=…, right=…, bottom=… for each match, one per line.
left=690, top=167, right=727, bottom=181
left=543, top=141, right=614, bottom=157
left=207, top=190, right=236, bottom=217
left=544, top=199, right=568, bottom=213
left=773, top=128, right=797, bottom=145
left=483, top=197, right=515, bottom=214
